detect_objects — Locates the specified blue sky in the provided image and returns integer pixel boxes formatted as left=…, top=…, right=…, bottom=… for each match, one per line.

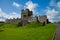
left=0, top=0, right=60, bottom=22
left=0, top=0, right=50, bottom=13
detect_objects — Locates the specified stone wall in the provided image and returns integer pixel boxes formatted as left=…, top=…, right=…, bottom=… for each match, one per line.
left=5, top=18, right=21, bottom=24
left=38, top=15, right=47, bottom=24
left=5, top=9, right=48, bottom=26
left=28, top=17, right=37, bottom=22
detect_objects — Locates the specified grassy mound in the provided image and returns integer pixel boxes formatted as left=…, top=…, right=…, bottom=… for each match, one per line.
left=24, top=22, right=42, bottom=28
left=0, top=22, right=56, bottom=40
left=1, top=23, right=17, bottom=28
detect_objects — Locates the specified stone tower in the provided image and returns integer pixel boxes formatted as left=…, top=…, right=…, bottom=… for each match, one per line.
left=21, top=9, right=33, bottom=26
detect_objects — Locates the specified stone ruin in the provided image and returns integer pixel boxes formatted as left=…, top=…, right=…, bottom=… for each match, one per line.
left=38, top=15, right=47, bottom=24
left=5, top=9, right=49, bottom=26
left=5, top=18, right=21, bottom=24
left=19, top=9, right=48, bottom=26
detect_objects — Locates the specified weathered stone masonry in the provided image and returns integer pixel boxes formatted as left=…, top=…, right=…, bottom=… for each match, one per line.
left=5, top=9, right=48, bottom=26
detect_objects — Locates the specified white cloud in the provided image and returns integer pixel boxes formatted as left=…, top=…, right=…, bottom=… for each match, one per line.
left=44, top=0, right=60, bottom=22
left=0, top=8, right=21, bottom=21
left=24, top=0, right=38, bottom=12
left=0, top=8, right=2, bottom=11
left=46, top=7, right=60, bottom=22
left=46, top=2, right=60, bottom=22
left=0, top=1, right=38, bottom=21
left=0, top=8, right=8, bottom=21
left=57, top=2, right=60, bottom=9
left=13, top=2, right=20, bottom=8
left=46, top=9, right=59, bottom=18
left=8, top=12, right=21, bottom=19
left=12, top=12, right=17, bottom=15
left=46, top=9, right=58, bottom=17
left=49, top=0, right=56, bottom=6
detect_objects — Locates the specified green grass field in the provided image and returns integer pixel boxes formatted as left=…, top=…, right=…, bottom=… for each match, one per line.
left=0, top=22, right=56, bottom=40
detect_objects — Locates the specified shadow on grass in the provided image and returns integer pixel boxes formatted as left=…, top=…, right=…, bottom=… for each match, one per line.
left=0, top=29, right=4, bottom=32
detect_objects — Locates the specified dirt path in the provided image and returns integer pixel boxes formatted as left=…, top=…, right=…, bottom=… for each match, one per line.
left=54, top=24, right=60, bottom=40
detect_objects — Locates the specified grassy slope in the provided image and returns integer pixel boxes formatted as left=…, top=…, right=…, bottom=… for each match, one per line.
left=0, top=22, right=56, bottom=40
